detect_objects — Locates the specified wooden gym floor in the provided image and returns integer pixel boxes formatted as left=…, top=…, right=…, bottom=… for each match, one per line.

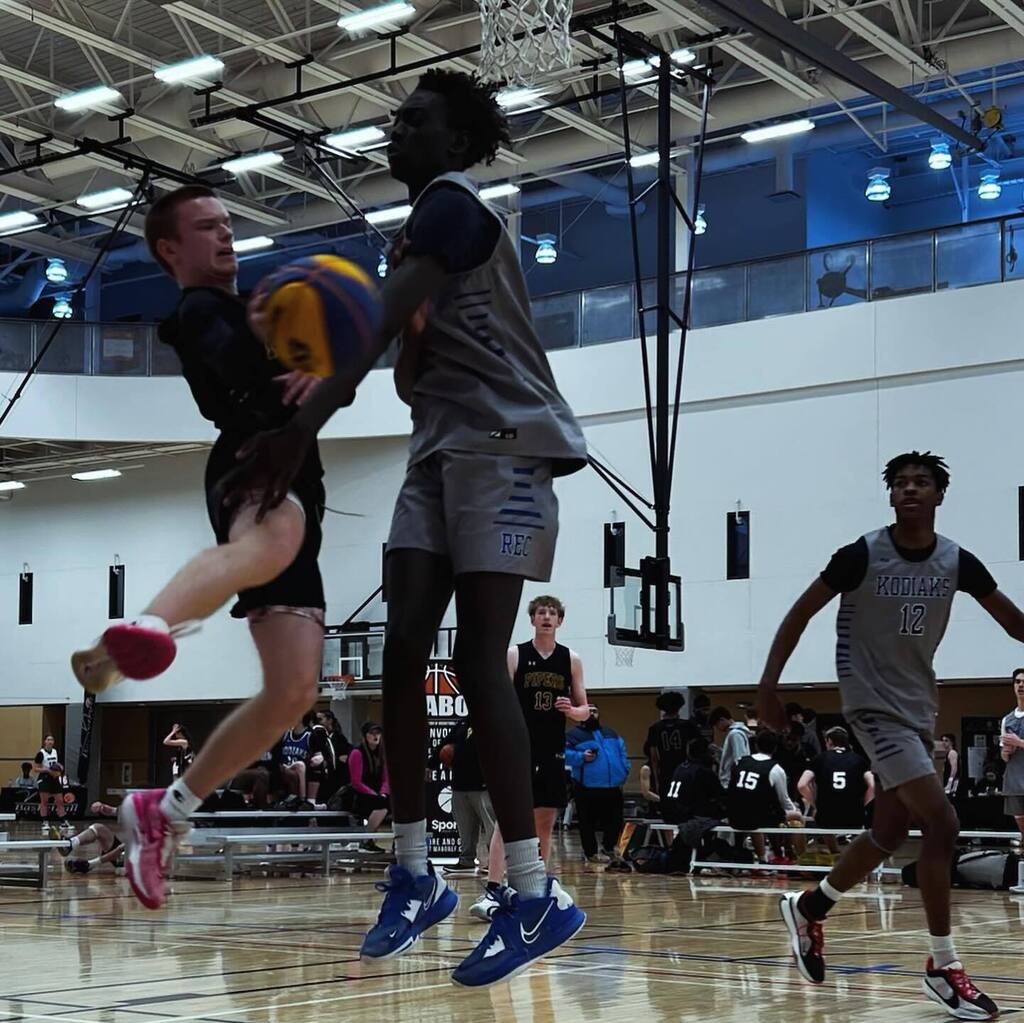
left=0, top=836, right=1021, bottom=1022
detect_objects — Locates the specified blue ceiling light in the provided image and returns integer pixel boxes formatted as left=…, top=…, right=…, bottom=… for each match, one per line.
left=535, top=234, right=557, bottom=265
left=978, top=171, right=1001, bottom=200
left=45, top=258, right=68, bottom=284
left=377, top=252, right=388, bottom=278
left=865, top=167, right=891, bottom=202
left=929, top=142, right=952, bottom=171
left=694, top=204, right=707, bottom=235
left=52, top=295, right=73, bottom=319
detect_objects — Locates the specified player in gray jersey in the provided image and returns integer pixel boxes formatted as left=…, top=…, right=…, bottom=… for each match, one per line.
left=759, top=452, right=1024, bottom=1021
left=230, top=70, right=586, bottom=988
left=1000, top=668, right=1024, bottom=841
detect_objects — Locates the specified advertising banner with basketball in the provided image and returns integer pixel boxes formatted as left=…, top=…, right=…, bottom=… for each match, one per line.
left=425, top=659, right=468, bottom=859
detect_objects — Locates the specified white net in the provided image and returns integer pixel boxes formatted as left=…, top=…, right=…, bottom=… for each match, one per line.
left=613, top=645, right=635, bottom=668
left=478, top=0, right=573, bottom=85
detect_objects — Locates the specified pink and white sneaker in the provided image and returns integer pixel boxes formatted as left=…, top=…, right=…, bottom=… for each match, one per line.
left=119, top=789, right=190, bottom=910
left=72, top=616, right=193, bottom=693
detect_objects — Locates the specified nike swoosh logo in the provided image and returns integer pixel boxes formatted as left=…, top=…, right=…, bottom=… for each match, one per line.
left=520, top=900, right=554, bottom=944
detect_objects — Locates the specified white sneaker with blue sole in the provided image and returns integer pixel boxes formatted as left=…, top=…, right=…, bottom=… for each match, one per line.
left=451, top=878, right=585, bottom=988
left=360, top=863, right=458, bottom=960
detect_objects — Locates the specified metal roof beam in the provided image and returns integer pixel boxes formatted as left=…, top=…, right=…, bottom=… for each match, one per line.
left=809, top=0, right=935, bottom=76
left=699, top=0, right=982, bottom=149
left=976, top=0, right=1024, bottom=38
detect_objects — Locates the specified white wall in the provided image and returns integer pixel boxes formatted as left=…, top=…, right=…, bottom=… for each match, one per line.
left=3, top=280, right=1024, bottom=704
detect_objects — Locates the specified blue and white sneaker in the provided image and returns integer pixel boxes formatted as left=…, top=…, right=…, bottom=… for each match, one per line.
left=451, top=877, right=585, bottom=988
left=360, top=863, right=458, bottom=960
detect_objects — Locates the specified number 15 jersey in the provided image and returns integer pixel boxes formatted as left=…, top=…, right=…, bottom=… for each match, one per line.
left=822, top=526, right=996, bottom=734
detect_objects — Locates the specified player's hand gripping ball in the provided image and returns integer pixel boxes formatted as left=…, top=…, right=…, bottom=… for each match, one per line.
left=259, top=255, right=382, bottom=379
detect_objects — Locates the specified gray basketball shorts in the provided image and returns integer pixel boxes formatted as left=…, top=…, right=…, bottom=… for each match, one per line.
left=387, top=451, right=558, bottom=581
left=847, top=711, right=936, bottom=791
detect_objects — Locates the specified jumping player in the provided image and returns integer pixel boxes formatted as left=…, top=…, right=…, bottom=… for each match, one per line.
left=70, top=185, right=326, bottom=911
left=760, top=451, right=1024, bottom=1020
left=228, top=70, right=588, bottom=986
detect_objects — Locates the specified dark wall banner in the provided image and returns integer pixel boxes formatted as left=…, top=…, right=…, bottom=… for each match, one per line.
left=424, top=660, right=468, bottom=859
left=77, top=691, right=96, bottom=785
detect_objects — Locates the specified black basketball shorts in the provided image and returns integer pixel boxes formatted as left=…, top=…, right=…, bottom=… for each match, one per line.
left=532, top=752, right=568, bottom=810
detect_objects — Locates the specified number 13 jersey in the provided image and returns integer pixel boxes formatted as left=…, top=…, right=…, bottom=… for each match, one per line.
left=822, top=526, right=996, bottom=734
left=513, top=641, right=571, bottom=760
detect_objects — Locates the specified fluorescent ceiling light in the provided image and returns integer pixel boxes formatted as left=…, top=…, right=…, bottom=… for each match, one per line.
left=54, top=85, right=120, bottom=112
left=222, top=152, right=284, bottom=174
left=324, top=126, right=386, bottom=152
left=978, top=172, right=1001, bottom=200
left=232, top=236, right=274, bottom=253
left=671, top=48, right=697, bottom=64
left=365, top=204, right=412, bottom=225
left=497, top=87, right=543, bottom=109
left=338, top=2, right=416, bottom=33
left=0, top=210, right=41, bottom=233
left=629, top=151, right=661, bottom=168
left=76, top=187, right=135, bottom=210
left=479, top=183, right=520, bottom=200
left=622, top=58, right=655, bottom=80
left=154, top=54, right=224, bottom=84
left=71, top=469, right=122, bottom=481
left=0, top=481, right=25, bottom=492
left=741, top=118, right=815, bottom=144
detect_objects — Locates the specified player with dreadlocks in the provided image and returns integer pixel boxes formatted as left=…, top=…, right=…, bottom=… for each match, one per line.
left=758, top=451, right=1024, bottom=1020
left=228, top=69, right=588, bottom=988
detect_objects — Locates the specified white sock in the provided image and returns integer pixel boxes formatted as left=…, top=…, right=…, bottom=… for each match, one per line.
left=160, top=779, right=202, bottom=823
left=820, top=877, right=843, bottom=902
left=505, top=838, right=547, bottom=899
left=130, top=613, right=170, bottom=632
left=930, top=934, right=958, bottom=969
left=68, top=835, right=82, bottom=853
left=394, top=820, right=428, bottom=877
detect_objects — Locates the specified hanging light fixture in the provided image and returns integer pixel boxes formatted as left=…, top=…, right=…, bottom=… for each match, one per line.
left=45, top=258, right=68, bottom=284
left=978, top=171, right=1001, bottom=200
left=535, top=234, right=557, bottom=265
left=865, top=167, right=891, bottom=202
left=52, top=295, right=73, bottom=319
left=694, top=204, right=707, bottom=235
left=377, top=252, right=388, bottom=278
left=928, top=142, right=952, bottom=171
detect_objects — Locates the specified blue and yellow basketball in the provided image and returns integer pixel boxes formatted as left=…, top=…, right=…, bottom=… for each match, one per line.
left=262, top=255, right=382, bottom=378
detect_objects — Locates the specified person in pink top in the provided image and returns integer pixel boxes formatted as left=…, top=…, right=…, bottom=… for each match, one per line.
left=347, top=723, right=390, bottom=851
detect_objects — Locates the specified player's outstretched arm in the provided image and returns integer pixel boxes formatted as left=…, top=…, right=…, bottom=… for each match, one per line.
left=978, top=589, right=1024, bottom=643
left=758, top=578, right=837, bottom=730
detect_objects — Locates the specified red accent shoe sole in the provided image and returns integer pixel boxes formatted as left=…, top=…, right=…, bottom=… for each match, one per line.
left=103, top=624, right=177, bottom=680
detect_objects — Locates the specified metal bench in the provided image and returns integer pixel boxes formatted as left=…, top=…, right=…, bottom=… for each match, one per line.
left=0, top=838, right=70, bottom=889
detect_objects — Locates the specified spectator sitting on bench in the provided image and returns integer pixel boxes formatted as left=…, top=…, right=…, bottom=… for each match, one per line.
left=277, top=718, right=313, bottom=806
left=347, top=722, right=390, bottom=851
left=317, top=710, right=352, bottom=799
left=305, top=711, right=335, bottom=808
left=8, top=761, right=36, bottom=789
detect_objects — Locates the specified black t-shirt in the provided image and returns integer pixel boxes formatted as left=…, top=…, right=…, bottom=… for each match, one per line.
left=812, top=747, right=869, bottom=824
left=644, top=718, right=700, bottom=792
left=821, top=527, right=996, bottom=598
left=404, top=184, right=502, bottom=274
left=514, top=641, right=572, bottom=759
left=662, top=760, right=724, bottom=824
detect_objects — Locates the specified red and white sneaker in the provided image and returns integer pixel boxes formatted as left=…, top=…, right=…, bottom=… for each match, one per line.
left=923, top=959, right=999, bottom=1020
left=119, top=789, right=190, bottom=910
left=779, top=892, right=826, bottom=984
left=72, top=616, right=193, bottom=693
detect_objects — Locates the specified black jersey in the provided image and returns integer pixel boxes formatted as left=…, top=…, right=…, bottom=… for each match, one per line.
left=514, top=641, right=572, bottom=759
left=644, top=717, right=699, bottom=792
left=727, top=755, right=782, bottom=830
left=812, top=747, right=868, bottom=826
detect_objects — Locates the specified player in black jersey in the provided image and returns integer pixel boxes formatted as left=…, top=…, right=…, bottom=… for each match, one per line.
left=644, top=692, right=699, bottom=799
left=798, top=727, right=874, bottom=854
left=70, top=186, right=326, bottom=911
left=473, top=596, right=587, bottom=920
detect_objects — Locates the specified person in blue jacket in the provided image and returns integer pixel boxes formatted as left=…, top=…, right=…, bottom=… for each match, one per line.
left=566, top=707, right=630, bottom=863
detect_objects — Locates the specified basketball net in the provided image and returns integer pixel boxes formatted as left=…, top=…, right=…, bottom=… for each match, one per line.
left=477, top=0, right=573, bottom=85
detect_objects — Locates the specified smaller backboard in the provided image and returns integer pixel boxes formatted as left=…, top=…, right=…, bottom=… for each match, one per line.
left=608, top=558, right=684, bottom=651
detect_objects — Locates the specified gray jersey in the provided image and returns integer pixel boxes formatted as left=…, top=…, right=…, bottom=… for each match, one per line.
left=398, top=172, right=587, bottom=476
left=1002, top=709, right=1024, bottom=795
left=835, top=527, right=959, bottom=733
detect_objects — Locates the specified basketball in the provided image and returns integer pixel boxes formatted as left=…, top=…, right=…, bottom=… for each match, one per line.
left=261, top=255, right=382, bottom=379
left=439, top=744, right=455, bottom=768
